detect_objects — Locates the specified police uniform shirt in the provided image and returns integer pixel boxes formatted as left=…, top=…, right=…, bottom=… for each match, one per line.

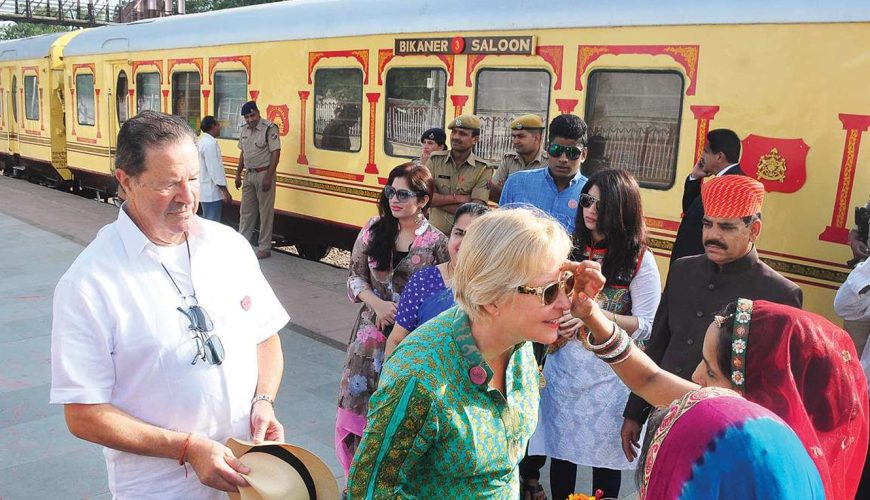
left=238, top=118, right=281, bottom=169
left=491, top=149, right=548, bottom=188
left=426, top=149, right=491, bottom=234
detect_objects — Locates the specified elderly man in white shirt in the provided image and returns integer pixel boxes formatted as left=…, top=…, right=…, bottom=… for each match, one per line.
left=197, top=115, right=231, bottom=222
left=50, top=110, right=289, bottom=499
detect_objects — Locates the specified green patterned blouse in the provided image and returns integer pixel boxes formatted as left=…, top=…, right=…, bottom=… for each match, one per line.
left=347, top=306, right=540, bottom=499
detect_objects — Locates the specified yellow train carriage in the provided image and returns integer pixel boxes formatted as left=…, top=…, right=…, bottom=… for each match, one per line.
left=55, top=0, right=870, bottom=320
left=0, top=31, right=79, bottom=185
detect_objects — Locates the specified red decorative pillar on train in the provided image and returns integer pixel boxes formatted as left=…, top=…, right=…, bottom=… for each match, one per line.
left=555, top=99, right=578, bottom=115
left=250, top=90, right=259, bottom=101
left=690, top=105, right=720, bottom=163
left=70, top=88, right=76, bottom=136
left=201, top=89, right=210, bottom=116
left=95, top=89, right=102, bottom=138
left=161, top=89, right=169, bottom=113
left=0, top=89, right=5, bottom=129
left=819, top=113, right=870, bottom=244
left=365, top=92, right=380, bottom=174
left=297, top=91, right=309, bottom=165
left=450, top=95, right=468, bottom=118
left=38, top=88, right=44, bottom=131
left=128, top=89, right=135, bottom=119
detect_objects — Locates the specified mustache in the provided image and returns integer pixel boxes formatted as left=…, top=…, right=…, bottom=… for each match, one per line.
left=704, top=239, right=728, bottom=250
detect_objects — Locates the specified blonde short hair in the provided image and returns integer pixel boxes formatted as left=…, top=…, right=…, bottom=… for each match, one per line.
left=453, top=207, right=572, bottom=322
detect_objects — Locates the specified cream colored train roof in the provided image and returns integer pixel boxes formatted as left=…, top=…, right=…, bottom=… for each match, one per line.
left=48, top=0, right=870, bottom=57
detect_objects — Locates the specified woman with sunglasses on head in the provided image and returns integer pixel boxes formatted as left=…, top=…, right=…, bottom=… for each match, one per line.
left=348, top=208, right=577, bottom=498
left=563, top=261, right=868, bottom=499
left=528, top=169, right=661, bottom=500
left=335, top=163, right=449, bottom=480
left=385, top=202, right=491, bottom=358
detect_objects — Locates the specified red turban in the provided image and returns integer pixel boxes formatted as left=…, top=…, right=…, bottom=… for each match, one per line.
left=701, top=176, right=765, bottom=218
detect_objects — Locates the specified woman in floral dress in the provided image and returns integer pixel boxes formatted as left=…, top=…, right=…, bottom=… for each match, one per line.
left=335, top=162, right=449, bottom=478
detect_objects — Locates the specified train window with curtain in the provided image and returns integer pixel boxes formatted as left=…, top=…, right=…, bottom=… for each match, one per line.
left=313, top=68, right=362, bottom=152
left=136, top=72, right=160, bottom=114
left=24, top=75, right=38, bottom=121
left=11, top=75, right=17, bottom=123
left=116, top=71, right=129, bottom=124
left=384, top=68, right=446, bottom=158
left=75, top=74, right=96, bottom=126
left=584, top=70, right=684, bottom=189
left=213, top=70, right=247, bottom=139
left=172, top=71, right=201, bottom=133
left=474, top=69, right=550, bottom=163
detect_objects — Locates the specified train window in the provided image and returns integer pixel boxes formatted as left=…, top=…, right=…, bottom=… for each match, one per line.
left=474, top=69, right=550, bottom=163
left=116, top=71, right=129, bottom=124
left=24, top=75, right=38, bottom=121
left=136, top=72, right=160, bottom=114
left=314, top=68, right=362, bottom=152
left=11, top=75, right=17, bottom=123
left=172, top=71, right=201, bottom=133
left=383, top=68, right=446, bottom=158
left=213, top=70, right=246, bottom=139
left=75, top=74, right=96, bottom=126
left=584, top=70, right=683, bottom=189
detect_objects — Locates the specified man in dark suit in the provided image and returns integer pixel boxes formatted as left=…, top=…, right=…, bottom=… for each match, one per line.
left=620, top=175, right=803, bottom=463
left=670, top=129, right=744, bottom=262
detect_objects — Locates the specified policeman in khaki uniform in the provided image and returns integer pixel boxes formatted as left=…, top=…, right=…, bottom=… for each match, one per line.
left=426, top=114, right=491, bottom=235
left=489, top=114, right=547, bottom=202
left=234, top=101, right=281, bottom=259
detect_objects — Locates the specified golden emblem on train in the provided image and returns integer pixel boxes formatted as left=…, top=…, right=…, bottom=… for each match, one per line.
left=756, top=148, right=787, bottom=183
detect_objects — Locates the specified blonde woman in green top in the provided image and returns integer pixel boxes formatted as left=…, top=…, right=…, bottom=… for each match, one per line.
left=348, top=207, right=578, bottom=499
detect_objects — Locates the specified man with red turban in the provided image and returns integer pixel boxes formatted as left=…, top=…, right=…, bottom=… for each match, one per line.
left=620, top=175, right=804, bottom=463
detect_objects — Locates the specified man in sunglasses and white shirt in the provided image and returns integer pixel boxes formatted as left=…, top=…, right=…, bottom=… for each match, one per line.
left=50, top=111, right=290, bottom=499
left=498, top=113, right=588, bottom=232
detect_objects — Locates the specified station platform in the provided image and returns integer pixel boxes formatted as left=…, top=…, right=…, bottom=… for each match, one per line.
left=0, top=175, right=638, bottom=499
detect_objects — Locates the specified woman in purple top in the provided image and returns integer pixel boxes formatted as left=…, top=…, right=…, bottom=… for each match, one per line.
left=385, top=203, right=490, bottom=357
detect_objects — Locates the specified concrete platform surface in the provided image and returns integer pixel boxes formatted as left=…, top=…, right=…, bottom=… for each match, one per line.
left=0, top=175, right=638, bottom=499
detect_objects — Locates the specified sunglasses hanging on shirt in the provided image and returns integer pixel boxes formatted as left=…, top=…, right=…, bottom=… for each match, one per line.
left=160, top=236, right=225, bottom=366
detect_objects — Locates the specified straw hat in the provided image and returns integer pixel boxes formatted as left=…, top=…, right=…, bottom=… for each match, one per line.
left=226, top=438, right=339, bottom=500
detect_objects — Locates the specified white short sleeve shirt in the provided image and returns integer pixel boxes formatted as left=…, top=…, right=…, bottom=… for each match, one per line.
left=50, top=207, right=289, bottom=499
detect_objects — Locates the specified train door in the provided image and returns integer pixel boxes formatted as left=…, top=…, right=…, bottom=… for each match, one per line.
left=107, top=62, right=131, bottom=166
left=8, top=70, right=19, bottom=155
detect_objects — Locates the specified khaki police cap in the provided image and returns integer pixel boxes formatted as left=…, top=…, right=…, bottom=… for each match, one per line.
left=510, top=114, right=545, bottom=130
left=447, top=114, right=481, bottom=131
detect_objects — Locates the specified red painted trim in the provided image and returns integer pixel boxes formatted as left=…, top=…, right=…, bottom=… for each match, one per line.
left=555, top=98, right=578, bottom=114
left=819, top=113, right=870, bottom=244
left=690, top=105, right=719, bottom=164
left=75, top=137, right=98, bottom=144
left=644, top=216, right=681, bottom=232
left=297, top=90, right=310, bottom=165
left=365, top=92, right=380, bottom=174
left=131, top=60, right=164, bottom=84
left=576, top=45, right=699, bottom=95
left=308, top=167, right=365, bottom=182
left=535, top=45, right=564, bottom=90
left=308, top=49, right=370, bottom=84
left=207, top=55, right=251, bottom=84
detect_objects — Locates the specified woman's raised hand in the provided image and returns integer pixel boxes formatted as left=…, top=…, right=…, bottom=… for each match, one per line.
left=561, top=260, right=606, bottom=320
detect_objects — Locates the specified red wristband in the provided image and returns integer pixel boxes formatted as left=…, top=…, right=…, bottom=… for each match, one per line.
left=178, top=432, right=193, bottom=466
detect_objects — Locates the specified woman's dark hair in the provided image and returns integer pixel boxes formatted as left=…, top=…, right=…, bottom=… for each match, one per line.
left=365, top=163, right=434, bottom=271
left=714, top=301, right=740, bottom=380
left=572, top=168, right=646, bottom=282
left=451, top=202, right=490, bottom=229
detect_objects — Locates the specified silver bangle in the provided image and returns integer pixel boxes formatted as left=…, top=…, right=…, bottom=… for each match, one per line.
left=251, top=394, right=275, bottom=408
